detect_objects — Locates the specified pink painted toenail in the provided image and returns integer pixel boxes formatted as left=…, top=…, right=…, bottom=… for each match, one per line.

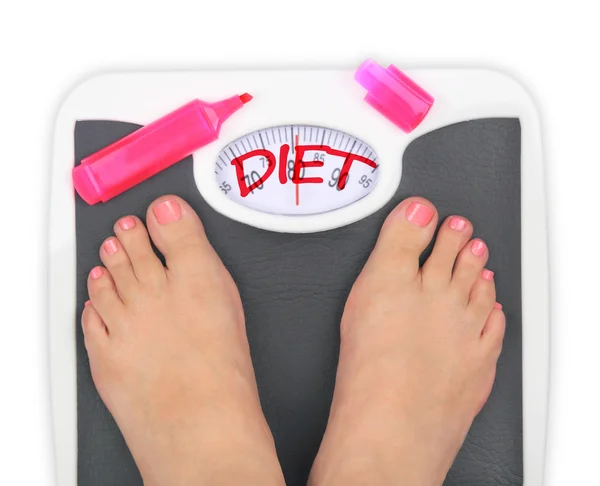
left=494, top=302, right=503, bottom=310
left=119, top=216, right=136, bottom=230
left=153, top=199, right=182, bottom=225
left=448, top=216, right=467, bottom=231
left=90, top=266, right=104, bottom=279
left=482, top=269, right=494, bottom=281
left=103, top=238, right=119, bottom=254
left=471, top=239, right=486, bottom=256
left=405, top=202, right=434, bottom=227
left=85, top=300, right=92, bottom=307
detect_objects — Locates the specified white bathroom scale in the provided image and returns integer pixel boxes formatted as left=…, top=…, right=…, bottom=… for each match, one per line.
left=49, top=63, right=549, bottom=486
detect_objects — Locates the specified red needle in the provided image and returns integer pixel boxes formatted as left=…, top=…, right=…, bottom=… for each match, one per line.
left=295, top=134, right=300, bottom=206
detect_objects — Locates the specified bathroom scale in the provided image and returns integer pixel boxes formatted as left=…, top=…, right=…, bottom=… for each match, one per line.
left=49, top=64, right=549, bottom=486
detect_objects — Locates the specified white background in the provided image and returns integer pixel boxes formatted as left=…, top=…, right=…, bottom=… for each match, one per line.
left=0, top=1, right=597, bottom=484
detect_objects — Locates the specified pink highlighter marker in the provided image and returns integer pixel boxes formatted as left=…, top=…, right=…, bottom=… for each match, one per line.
left=73, top=93, right=253, bottom=204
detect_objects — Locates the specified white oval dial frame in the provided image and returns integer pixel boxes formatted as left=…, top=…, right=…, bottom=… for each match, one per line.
left=214, top=125, right=379, bottom=216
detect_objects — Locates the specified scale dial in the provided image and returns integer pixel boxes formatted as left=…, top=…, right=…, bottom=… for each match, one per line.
left=215, top=125, right=379, bottom=216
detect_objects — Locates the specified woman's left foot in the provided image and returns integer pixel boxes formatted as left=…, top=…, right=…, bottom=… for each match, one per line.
left=309, top=198, right=506, bottom=486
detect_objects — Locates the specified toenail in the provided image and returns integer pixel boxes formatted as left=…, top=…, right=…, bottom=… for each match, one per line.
left=494, top=302, right=503, bottom=310
left=405, top=202, right=434, bottom=227
left=85, top=300, right=92, bottom=307
left=153, top=199, right=182, bottom=225
left=448, top=216, right=467, bottom=231
left=471, top=239, right=486, bottom=256
left=119, top=216, right=136, bottom=230
left=482, top=269, right=494, bottom=281
left=90, top=266, right=104, bottom=279
left=103, top=238, right=119, bottom=254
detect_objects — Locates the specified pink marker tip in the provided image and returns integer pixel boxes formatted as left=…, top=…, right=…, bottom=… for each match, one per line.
left=239, top=93, right=253, bottom=104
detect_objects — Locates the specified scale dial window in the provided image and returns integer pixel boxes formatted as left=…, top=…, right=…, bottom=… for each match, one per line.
left=215, top=125, right=379, bottom=216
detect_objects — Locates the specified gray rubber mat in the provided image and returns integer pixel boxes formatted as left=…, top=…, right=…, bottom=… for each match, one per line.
left=74, top=118, right=522, bottom=486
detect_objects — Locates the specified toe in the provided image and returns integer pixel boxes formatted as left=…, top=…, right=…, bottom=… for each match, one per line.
left=451, top=238, right=489, bottom=298
left=145, top=195, right=216, bottom=274
left=368, top=197, right=438, bottom=281
left=475, top=366, right=498, bottom=415
left=87, top=266, right=124, bottom=326
left=99, top=237, right=138, bottom=299
left=481, top=308, right=506, bottom=358
left=422, top=215, right=473, bottom=287
left=468, top=269, right=497, bottom=329
left=82, top=300, right=109, bottom=343
left=114, top=215, right=165, bottom=284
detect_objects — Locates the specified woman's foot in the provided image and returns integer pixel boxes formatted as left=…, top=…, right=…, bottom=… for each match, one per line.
left=309, top=197, right=506, bottom=486
left=81, top=196, right=285, bottom=486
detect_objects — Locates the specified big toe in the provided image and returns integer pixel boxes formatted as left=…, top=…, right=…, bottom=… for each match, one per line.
left=367, top=197, right=438, bottom=281
left=146, top=195, right=218, bottom=275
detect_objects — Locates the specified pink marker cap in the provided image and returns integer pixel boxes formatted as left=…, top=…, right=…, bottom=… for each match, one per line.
left=355, top=59, right=434, bottom=133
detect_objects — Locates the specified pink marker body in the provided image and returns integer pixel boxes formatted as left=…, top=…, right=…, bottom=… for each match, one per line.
left=73, top=94, right=252, bottom=204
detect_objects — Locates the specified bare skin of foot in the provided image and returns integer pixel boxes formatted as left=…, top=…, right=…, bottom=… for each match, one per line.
left=81, top=196, right=285, bottom=486
left=309, top=197, right=506, bottom=486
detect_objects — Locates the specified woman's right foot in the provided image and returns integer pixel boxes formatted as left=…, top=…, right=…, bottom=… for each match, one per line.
left=82, top=196, right=285, bottom=486
left=309, top=197, right=506, bottom=486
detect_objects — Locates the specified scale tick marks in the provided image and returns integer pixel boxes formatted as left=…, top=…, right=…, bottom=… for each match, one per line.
left=229, top=148, right=237, bottom=162
left=348, top=140, right=357, bottom=155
